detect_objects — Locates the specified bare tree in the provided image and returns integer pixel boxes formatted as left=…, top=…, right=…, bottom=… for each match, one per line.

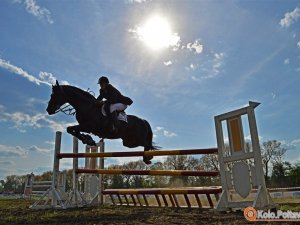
left=261, top=140, right=287, bottom=179
left=199, top=154, right=219, bottom=171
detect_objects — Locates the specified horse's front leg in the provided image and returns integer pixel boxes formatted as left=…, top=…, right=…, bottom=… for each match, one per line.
left=67, top=125, right=96, bottom=146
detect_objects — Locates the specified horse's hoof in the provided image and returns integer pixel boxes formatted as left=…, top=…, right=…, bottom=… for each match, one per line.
left=143, top=157, right=152, bottom=165
left=87, top=140, right=96, bottom=146
left=144, top=160, right=151, bottom=165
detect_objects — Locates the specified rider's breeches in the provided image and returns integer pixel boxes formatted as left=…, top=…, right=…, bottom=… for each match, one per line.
left=110, top=103, right=127, bottom=113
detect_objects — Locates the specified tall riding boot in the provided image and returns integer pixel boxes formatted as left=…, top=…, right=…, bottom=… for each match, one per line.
left=104, top=104, right=114, bottom=132
left=111, top=111, right=119, bottom=133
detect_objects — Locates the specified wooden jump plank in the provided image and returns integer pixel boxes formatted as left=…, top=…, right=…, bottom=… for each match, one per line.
left=168, top=194, right=176, bottom=207
left=195, top=194, right=202, bottom=208
left=155, top=194, right=161, bottom=207
left=124, top=195, right=130, bottom=205
left=183, top=194, right=191, bottom=208
left=142, top=194, right=149, bottom=206
left=130, top=194, right=136, bottom=206
left=102, top=187, right=222, bottom=195
left=206, top=194, right=214, bottom=208
left=161, top=194, right=168, bottom=206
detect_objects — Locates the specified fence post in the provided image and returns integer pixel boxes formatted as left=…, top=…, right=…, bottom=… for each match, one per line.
left=52, top=131, right=62, bottom=207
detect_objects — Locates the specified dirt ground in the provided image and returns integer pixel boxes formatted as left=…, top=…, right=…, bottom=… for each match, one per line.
left=0, top=198, right=299, bottom=225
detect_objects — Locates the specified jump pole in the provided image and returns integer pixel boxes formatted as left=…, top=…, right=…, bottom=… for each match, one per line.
left=57, top=148, right=218, bottom=159
left=76, top=169, right=219, bottom=177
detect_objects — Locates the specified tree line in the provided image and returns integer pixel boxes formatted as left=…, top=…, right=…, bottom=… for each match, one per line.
left=1, top=140, right=299, bottom=194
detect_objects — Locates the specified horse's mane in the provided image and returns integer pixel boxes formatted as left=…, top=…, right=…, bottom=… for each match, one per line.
left=61, top=85, right=96, bottom=101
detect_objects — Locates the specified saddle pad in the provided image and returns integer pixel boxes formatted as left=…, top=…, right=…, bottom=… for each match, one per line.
left=101, top=105, right=128, bottom=123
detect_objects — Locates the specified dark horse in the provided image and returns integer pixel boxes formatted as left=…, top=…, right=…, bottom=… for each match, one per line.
left=46, top=81, right=157, bottom=164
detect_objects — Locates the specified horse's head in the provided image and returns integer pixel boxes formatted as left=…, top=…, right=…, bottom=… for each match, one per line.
left=46, top=81, right=67, bottom=115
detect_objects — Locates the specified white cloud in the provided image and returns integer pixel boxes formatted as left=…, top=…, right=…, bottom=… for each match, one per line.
left=39, top=71, right=69, bottom=85
left=39, top=71, right=57, bottom=85
left=0, top=58, right=47, bottom=85
left=25, top=97, right=47, bottom=108
left=163, top=130, right=177, bottom=137
left=0, top=144, right=27, bottom=157
left=284, top=58, right=290, bottom=65
left=0, top=104, right=75, bottom=133
left=126, top=0, right=149, bottom=3
left=185, top=63, right=198, bottom=71
left=154, top=126, right=177, bottom=138
left=291, top=139, right=300, bottom=146
left=155, top=126, right=164, bottom=131
left=186, top=39, right=204, bottom=54
left=15, top=0, right=54, bottom=24
left=274, top=139, right=300, bottom=151
left=0, top=160, right=15, bottom=166
left=163, top=61, right=172, bottom=66
left=187, top=52, right=226, bottom=80
left=297, top=41, right=300, bottom=48
left=279, top=7, right=300, bottom=28
left=212, top=52, right=225, bottom=75
left=45, top=140, right=55, bottom=146
left=190, top=63, right=197, bottom=70
left=0, top=58, right=68, bottom=86
left=191, top=76, right=198, bottom=81
left=244, top=135, right=264, bottom=143
left=28, top=145, right=51, bottom=154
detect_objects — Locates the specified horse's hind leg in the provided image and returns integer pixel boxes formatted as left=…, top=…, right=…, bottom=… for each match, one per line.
left=142, top=121, right=155, bottom=164
left=143, top=131, right=154, bottom=165
left=143, top=146, right=153, bottom=165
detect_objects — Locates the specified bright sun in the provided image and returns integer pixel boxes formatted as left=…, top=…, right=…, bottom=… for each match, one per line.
left=136, top=15, right=180, bottom=50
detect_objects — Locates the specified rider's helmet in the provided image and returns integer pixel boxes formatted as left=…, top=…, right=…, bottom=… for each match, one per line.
left=98, top=76, right=109, bottom=84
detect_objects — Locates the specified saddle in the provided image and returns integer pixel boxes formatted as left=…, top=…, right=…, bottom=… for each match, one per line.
left=101, top=104, right=128, bottom=123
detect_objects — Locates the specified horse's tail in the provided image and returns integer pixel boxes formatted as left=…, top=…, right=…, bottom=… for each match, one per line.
left=151, top=143, right=161, bottom=150
left=144, top=120, right=161, bottom=150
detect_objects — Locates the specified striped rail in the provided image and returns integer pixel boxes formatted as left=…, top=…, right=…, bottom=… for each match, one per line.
left=76, top=168, right=219, bottom=177
left=57, top=148, right=218, bottom=159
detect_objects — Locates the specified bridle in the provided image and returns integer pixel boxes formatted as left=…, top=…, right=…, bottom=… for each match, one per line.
left=51, top=86, right=95, bottom=116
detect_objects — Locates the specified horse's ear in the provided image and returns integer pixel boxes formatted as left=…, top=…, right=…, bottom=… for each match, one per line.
left=56, top=80, right=60, bottom=86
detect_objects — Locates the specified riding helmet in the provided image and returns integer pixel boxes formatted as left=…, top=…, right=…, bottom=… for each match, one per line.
left=98, top=76, right=109, bottom=84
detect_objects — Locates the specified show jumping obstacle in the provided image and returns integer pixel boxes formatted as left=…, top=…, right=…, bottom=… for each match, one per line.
left=30, top=101, right=275, bottom=210
left=102, top=187, right=222, bottom=208
left=24, top=172, right=66, bottom=200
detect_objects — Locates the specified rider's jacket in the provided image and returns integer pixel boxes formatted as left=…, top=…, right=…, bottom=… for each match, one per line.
left=97, top=84, right=133, bottom=105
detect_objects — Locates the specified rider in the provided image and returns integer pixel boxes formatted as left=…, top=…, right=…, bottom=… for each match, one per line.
left=97, top=76, right=133, bottom=133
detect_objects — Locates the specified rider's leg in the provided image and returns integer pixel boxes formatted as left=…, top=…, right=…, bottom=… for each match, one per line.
left=104, top=103, right=111, bottom=117
left=110, top=103, right=128, bottom=131
left=110, top=103, right=127, bottom=112
left=103, top=103, right=115, bottom=132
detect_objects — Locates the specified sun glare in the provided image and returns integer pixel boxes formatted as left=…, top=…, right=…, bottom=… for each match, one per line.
left=136, top=15, right=180, bottom=50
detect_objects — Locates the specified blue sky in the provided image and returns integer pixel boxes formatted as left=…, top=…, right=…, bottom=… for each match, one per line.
left=0, top=0, right=300, bottom=180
